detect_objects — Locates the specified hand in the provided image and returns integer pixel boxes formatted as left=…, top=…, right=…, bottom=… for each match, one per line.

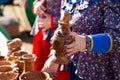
left=33, top=1, right=46, bottom=16
left=41, top=57, right=59, bottom=73
left=38, top=13, right=51, bottom=31
left=64, top=32, right=86, bottom=56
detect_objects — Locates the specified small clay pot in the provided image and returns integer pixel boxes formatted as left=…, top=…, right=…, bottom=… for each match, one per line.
left=21, top=54, right=37, bottom=72
left=8, top=51, right=28, bottom=62
left=7, top=38, right=23, bottom=55
left=0, top=65, right=19, bottom=80
left=12, top=51, right=28, bottom=57
left=19, top=71, right=52, bottom=80
left=22, top=54, right=36, bottom=61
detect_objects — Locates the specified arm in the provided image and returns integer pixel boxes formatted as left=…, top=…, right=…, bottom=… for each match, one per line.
left=64, top=0, right=120, bottom=55
left=87, top=1, right=120, bottom=53
left=101, top=1, right=120, bottom=52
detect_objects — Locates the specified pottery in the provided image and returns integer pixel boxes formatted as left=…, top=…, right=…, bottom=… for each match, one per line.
left=0, top=65, right=19, bottom=80
left=0, top=60, right=19, bottom=80
left=7, top=51, right=28, bottom=74
left=19, top=71, right=52, bottom=80
left=19, top=54, right=52, bottom=80
left=21, top=54, right=36, bottom=72
left=8, top=51, right=28, bottom=61
left=49, top=12, right=74, bottom=64
left=7, top=38, right=23, bottom=56
left=19, top=54, right=36, bottom=79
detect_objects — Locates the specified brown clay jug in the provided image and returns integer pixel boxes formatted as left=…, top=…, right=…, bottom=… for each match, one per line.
left=19, top=54, right=52, bottom=80
left=48, top=12, right=74, bottom=64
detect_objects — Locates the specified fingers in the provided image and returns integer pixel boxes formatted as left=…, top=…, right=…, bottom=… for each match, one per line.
left=64, top=34, right=86, bottom=56
left=40, top=5, right=46, bottom=11
left=41, top=57, right=59, bottom=73
left=64, top=41, right=76, bottom=56
left=36, top=8, right=45, bottom=16
left=35, top=5, right=46, bottom=16
left=64, top=32, right=80, bottom=55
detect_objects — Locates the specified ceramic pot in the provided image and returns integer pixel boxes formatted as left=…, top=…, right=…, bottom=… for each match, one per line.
left=19, top=71, right=52, bottom=80
left=21, top=54, right=36, bottom=72
left=0, top=65, right=19, bottom=80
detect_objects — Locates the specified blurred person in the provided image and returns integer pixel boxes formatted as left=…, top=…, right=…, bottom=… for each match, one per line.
left=30, top=0, right=71, bottom=80
left=42, top=0, right=120, bottom=80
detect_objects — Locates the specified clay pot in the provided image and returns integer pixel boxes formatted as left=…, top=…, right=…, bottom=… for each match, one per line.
left=19, top=71, right=52, bottom=80
left=49, top=12, right=74, bottom=64
left=7, top=38, right=23, bottom=55
left=19, top=54, right=49, bottom=80
left=15, top=60, right=24, bottom=74
left=0, top=61, right=19, bottom=80
left=7, top=51, right=28, bottom=74
left=21, top=54, right=36, bottom=72
left=8, top=51, right=28, bottom=62
left=0, top=65, right=19, bottom=80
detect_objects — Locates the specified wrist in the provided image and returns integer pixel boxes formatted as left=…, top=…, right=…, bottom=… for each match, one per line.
left=85, top=35, right=92, bottom=51
left=78, top=35, right=86, bottom=51
left=82, top=35, right=86, bottom=51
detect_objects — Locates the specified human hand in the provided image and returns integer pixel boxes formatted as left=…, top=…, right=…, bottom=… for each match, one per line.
left=38, top=13, right=51, bottom=31
left=41, top=56, right=59, bottom=73
left=33, top=0, right=46, bottom=16
left=41, top=57, right=59, bottom=78
left=64, top=32, right=86, bottom=56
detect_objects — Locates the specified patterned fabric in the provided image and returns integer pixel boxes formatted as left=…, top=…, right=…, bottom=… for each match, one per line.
left=61, top=0, right=89, bottom=14
left=62, top=0, right=120, bottom=79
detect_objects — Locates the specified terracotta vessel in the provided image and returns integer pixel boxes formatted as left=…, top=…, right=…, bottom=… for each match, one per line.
left=19, top=54, right=52, bottom=80
left=8, top=51, right=28, bottom=61
left=49, top=12, right=74, bottom=64
left=0, top=61, right=19, bottom=80
left=7, top=51, right=28, bottom=75
left=14, top=51, right=28, bottom=74
left=21, top=54, right=36, bottom=72
left=19, top=54, right=36, bottom=79
left=7, top=38, right=23, bottom=56
left=19, top=71, right=52, bottom=80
